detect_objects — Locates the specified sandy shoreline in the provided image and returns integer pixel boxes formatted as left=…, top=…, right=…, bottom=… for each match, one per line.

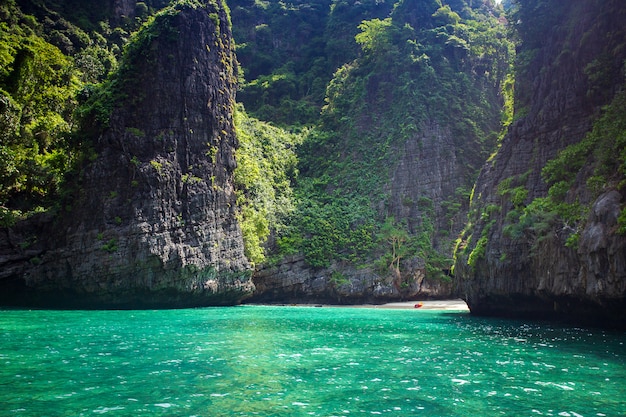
left=365, top=299, right=469, bottom=310
left=250, top=299, right=469, bottom=311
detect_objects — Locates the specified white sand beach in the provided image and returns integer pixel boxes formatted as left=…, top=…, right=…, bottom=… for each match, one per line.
left=370, top=299, right=469, bottom=310
left=260, top=299, right=470, bottom=311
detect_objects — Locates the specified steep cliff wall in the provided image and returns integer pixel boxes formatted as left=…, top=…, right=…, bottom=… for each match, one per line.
left=249, top=0, right=509, bottom=304
left=454, top=0, right=626, bottom=327
left=0, top=0, right=254, bottom=307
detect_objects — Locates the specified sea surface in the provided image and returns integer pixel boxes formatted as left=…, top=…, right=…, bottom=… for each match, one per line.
left=0, top=305, right=624, bottom=416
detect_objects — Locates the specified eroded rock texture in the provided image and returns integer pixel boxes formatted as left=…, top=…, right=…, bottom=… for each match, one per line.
left=252, top=255, right=453, bottom=305
left=248, top=0, right=509, bottom=305
left=250, top=119, right=482, bottom=305
left=454, top=0, right=626, bottom=327
left=0, top=0, right=253, bottom=307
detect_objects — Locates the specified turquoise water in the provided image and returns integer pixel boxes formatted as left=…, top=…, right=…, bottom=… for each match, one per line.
left=1, top=306, right=624, bottom=416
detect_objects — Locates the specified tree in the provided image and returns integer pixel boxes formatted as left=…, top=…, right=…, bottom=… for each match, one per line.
left=355, top=18, right=393, bottom=54
left=377, top=216, right=410, bottom=277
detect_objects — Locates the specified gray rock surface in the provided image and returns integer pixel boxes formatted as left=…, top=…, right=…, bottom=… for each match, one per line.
left=454, top=0, right=626, bottom=327
left=251, top=121, right=467, bottom=304
left=0, top=0, right=254, bottom=308
left=252, top=255, right=453, bottom=305
left=112, top=0, right=136, bottom=21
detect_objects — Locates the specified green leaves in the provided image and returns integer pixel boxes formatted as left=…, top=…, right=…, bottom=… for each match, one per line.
left=0, top=5, right=82, bottom=211
left=539, top=83, right=626, bottom=238
left=233, top=104, right=303, bottom=266
left=231, top=0, right=337, bottom=125
left=291, top=185, right=377, bottom=269
left=262, top=1, right=510, bottom=279
left=376, top=216, right=410, bottom=272
left=355, top=18, right=394, bottom=54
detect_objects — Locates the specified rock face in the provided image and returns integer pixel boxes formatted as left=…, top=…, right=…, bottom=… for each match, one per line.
left=387, top=121, right=473, bottom=252
left=112, top=0, right=136, bottom=21
left=252, top=256, right=453, bottom=305
left=454, top=0, right=626, bottom=327
left=250, top=0, right=508, bottom=305
left=0, top=0, right=254, bottom=308
left=251, top=123, right=466, bottom=304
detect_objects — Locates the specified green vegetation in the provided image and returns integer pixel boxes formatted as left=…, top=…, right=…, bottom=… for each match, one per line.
left=266, top=0, right=511, bottom=279
left=376, top=216, right=411, bottom=276
left=543, top=88, right=626, bottom=199
left=456, top=0, right=626, bottom=276
left=229, top=0, right=396, bottom=126
left=0, top=1, right=82, bottom=221
left=78, top=3, right=191, bottom=132
left=233, top=104, right=302, bottom=266
left=0, top=0, right=218, bottom=225
left=459, top=78, right=626, bottom=268
left=2, top=0, right=514, bottom=287
left=535, top=82, right=626, bottom=240
left=280, top=184, right=377, bottom=268
left=229, top=0, right=511, bottom=276
left=4, top=0, right=624, bottom=306
left=329, top=270, right=349, bottom=287
left=101, top=238, right=118, bottom=253
left=230, top=0, right=332, bottom=125
left=0, top=0, right=173, bottom=221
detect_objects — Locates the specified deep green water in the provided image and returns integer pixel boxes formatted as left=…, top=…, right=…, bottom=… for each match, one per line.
left=1, top=306, right=624, bottom=417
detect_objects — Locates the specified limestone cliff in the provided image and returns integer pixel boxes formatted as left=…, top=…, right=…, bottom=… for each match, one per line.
left=112, top=0, right=136, bottom=22
left=0, top=0, right=254, bottom=307
left=251, top=122, right=471, bottom=304
left=249, top=0, right=509, bottom=304
left=454, top=0, right=626, bottom=327
left=252, top=255, right=453, bottom=305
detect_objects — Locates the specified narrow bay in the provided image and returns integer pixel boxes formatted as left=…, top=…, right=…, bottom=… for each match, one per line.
left=1, top=306, right=624, bottom=416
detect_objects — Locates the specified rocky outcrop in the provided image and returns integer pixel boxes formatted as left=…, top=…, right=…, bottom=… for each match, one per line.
left=250, top=1, right=507, bottom=304
left=454, top=0, right=626, bottom=327
left=111, top=0, right=171, bottom=24
left=252, top=255, right=452, bottom=305
left=250, top=120, right=478, bottom=304
left=0, top=0, right=254, bottom=308
left=387, top=121, right=472, bottom=251
left=112, top=0, right=136, bottom=22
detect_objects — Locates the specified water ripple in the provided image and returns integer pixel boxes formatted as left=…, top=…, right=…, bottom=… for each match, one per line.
left=0, top=307, right=624, bottom=416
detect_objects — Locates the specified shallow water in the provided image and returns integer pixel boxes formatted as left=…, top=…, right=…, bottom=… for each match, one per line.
left=0, top=306, right=624, bottom=416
